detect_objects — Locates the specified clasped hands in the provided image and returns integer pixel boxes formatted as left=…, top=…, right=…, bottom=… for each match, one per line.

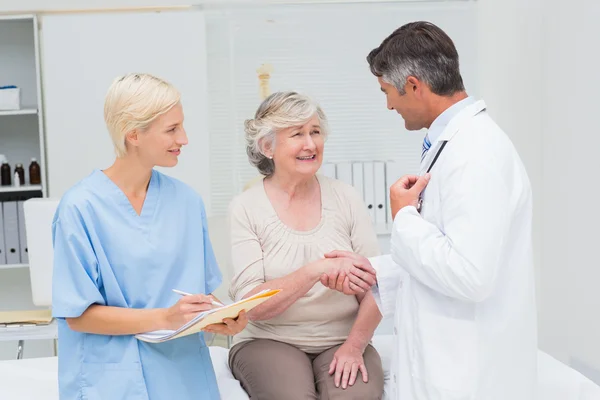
left=319, top=251, right=377, bottom=295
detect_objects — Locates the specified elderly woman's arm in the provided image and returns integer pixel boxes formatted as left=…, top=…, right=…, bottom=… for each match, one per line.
left=240, top=259, right=326, bottom=321
left=326, top=183, right=383, bottom=389
left=328, top=291, right=382, bottom=388
left=228, top=198, right=375, bottom=322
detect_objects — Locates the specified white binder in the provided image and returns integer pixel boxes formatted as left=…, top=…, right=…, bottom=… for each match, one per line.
left=374, top=161, right=387, bottom=230
left=336, top=162, right=353, bottom=186
left=17, top=200, right=28, bottom=264
left=319, top=163, right=337, bottom=179
left=385, top=161, right=404, bottom=230
left=363, top=162, right=376, bottom=223
left=0, top=204, right=6, bottom=265
left=351, top=163, right=364, bottom=201
left=2, top=201, right=20, bottom=264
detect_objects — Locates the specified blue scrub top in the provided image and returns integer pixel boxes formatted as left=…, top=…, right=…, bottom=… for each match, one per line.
left=51, top=169, right=222, bottom=400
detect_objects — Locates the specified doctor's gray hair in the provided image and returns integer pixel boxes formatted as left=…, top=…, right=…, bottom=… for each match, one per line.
left=244, top=91, right=329, bottom=177
left=367, top=21, right=465, bottom=96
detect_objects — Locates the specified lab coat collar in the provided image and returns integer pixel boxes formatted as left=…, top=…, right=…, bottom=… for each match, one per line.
left=420, top=100, right=486, bottom=173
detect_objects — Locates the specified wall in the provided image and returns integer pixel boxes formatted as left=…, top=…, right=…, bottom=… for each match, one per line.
left=480, top=0, right=600, bottom=383
left=541, top=0, right=600, bottom=382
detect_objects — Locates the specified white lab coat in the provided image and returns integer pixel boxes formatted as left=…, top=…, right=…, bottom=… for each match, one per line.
left=371, top=100, right=538, bottom=400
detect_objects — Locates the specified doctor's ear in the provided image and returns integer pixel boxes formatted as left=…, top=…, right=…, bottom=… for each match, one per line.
left=406, top=76, right=420, bottom=93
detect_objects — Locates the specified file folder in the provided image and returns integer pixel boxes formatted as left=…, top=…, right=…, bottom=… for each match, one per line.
left=336, top=162, right=353, bottom=186
left=319, top=163, right=336, bottom=179
left=2, top=201, right=20, bottom=264
left=385, top=161, right=403, bottom=229
left=363, top=162, right=376, bottom=223
left=374, top=161, right=387, bottom=230
left=0, top=204, right=6, bottom=265
left=17, top=201, right=28, bottom=264
left=351, top=163, right=364, bottom=201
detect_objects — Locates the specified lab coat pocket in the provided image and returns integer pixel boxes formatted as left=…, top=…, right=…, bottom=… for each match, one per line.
left=81, top=362, right=148, bottom=400
left=413, top=311, right=478, bottom=399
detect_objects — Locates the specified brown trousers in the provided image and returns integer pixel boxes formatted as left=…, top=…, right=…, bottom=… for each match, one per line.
left=229, top=339, right=384, bottom=400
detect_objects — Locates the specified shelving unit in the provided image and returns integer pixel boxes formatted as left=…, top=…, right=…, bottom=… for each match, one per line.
left=0, top=14, right=47, bottom=197
left=0, top=14, right=49, bottom=360
left=0, top=185, right=42, bottom=193
left=0, top=108, right=38, bottom=117
left=0, top=264, right=28, bottom=270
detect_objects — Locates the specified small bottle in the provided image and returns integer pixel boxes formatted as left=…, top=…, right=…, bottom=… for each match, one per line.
left=29, top=158, right=41, bottom=185
left=14, top=163, right=25, bottom=186
left=0, top=155, right=11, bottom=186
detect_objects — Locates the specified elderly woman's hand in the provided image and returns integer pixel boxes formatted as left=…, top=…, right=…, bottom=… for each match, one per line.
left=202, top=310, right=248, bottom=336
left=319, top=251, right=377, bottom=294
left=329, top=342, right=369, bottom=389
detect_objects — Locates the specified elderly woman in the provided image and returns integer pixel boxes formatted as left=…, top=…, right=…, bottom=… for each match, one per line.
left=51, top=73, right=247, bottom=400
left=228, top=91, right=384, bottom=399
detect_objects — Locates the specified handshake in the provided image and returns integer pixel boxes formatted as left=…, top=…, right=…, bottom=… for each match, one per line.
left=318, top=251, right=378, bottom=295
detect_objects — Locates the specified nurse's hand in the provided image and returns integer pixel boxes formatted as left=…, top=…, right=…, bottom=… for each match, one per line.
left=390, top=173, right=430, bottom=218
left=202, top=310, right=248, bottom=336
left=164, top=294, right=215, bottom=330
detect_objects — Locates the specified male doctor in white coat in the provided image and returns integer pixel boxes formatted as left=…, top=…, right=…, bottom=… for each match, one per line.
left=321, top=21, right=538, bottom=400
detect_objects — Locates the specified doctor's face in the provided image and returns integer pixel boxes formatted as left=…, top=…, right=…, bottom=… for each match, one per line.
left=269, top=115, right=324, bottom=179
left=134, top=102, right=188, bottom=168
left=378, top=77, right=427, bottom=131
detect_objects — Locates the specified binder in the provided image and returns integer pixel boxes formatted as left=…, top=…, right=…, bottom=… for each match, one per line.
left=374, top=161, right=387, bottom=230
left=0, top=203, right=6, bottom=265
left=363, top=162, right=376, bottom=223
left=319, top=163, right=336, bottom=179
left=385, top=161, right=404, bottom=230
left=2, top=201, right=20, bottom=264
left=351, top=163, right=364, bottom=201
left=335, top=162, right=353, bottom=186
left=17, top=200, right=28, bottom=264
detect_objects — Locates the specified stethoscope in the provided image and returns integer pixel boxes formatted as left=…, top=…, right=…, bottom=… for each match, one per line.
left=416, top=140, right=448, bottom=214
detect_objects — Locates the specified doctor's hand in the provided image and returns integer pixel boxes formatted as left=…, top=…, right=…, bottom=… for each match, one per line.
left=390, top=173, right=430, bottom=218
left=202, top=310, right=248, bottom=336
left=163, top=294, right=215, bottom=330
left=329, top=342, right=369, bottom=389
left=320, top=251, right=376, bottom=295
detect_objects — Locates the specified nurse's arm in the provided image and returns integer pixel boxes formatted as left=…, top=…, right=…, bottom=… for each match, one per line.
left=66, top=294, right=215, bottom=334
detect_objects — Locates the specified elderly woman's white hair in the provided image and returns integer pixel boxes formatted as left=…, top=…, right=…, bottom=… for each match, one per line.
left=104, top=73, right=181, bottom=157
left=244, top=91, right=329, bottom=176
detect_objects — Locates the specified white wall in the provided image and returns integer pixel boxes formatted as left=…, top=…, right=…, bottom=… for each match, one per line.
left=541, top=0, right=600, bottom=382
left=479, top=0, right=600, bottom=383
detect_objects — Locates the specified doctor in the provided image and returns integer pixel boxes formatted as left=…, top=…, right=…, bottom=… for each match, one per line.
left=322, top=21, right=537, bottom=399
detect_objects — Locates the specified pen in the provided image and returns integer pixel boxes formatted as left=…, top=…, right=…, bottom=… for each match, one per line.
left=172, top=289, right=225, bottom=307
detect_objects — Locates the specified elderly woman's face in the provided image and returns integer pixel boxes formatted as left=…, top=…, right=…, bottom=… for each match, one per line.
left=271, top=115, right=324, bottom=178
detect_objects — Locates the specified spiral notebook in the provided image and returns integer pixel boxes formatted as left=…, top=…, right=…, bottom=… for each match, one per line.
left=135, top=289, right=281, bottom=343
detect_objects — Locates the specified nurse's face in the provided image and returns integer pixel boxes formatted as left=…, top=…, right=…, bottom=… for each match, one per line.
left=269, top=115, right=324, bottom=179
left=136, top=102, right=188, bottom=168
left=379, top=76, right=428, bottom=131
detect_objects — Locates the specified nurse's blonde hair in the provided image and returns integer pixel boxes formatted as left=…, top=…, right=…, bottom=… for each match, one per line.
left=104, top=73, right=181, bottom=158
